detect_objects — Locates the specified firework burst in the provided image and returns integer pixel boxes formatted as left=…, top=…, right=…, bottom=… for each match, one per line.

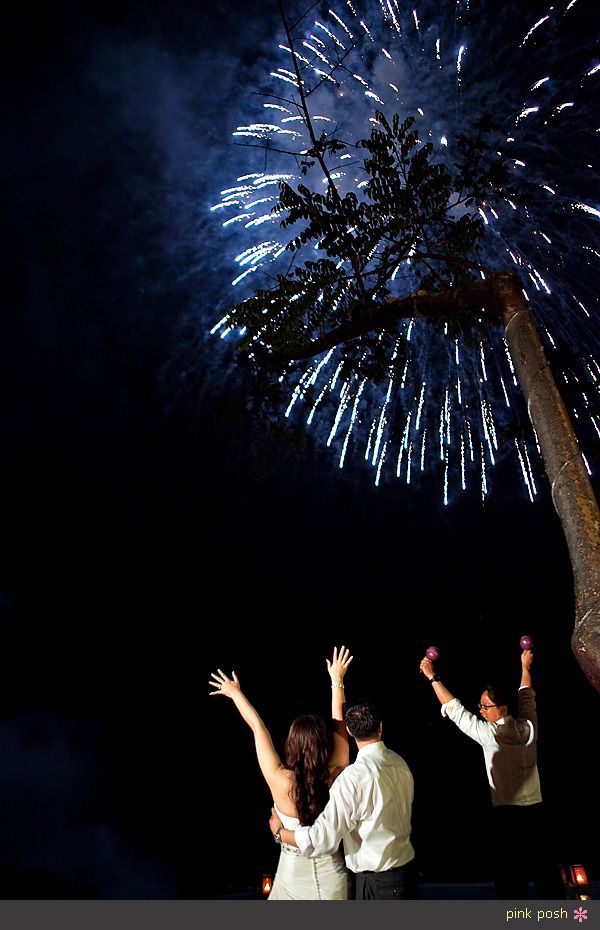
left=211, top=0, right=599, bottom=503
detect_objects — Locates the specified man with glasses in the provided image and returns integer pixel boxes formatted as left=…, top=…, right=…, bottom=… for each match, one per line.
left=419, top=647, right=564, bottom=900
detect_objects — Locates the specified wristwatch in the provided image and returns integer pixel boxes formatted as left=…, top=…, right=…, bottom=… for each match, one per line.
left=274, top=829, right=282, bottom=845
left=430, top=674, right=441, bottom=683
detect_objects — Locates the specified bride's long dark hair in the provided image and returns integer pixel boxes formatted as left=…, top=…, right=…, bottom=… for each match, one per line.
left=284, top=714, right=331, bottom=826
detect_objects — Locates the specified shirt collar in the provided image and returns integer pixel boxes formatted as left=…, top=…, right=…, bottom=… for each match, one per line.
left=356, top=739, right=385, bottom=756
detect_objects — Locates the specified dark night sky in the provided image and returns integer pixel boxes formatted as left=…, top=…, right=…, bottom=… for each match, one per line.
left=3, top=0, right=599, bottom=900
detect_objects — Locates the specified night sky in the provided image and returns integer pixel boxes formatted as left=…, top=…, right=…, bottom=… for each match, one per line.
left=4, top=0, right=599, bottom=900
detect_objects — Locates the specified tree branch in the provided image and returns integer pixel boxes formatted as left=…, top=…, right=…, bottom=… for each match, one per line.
left=258, top=276, right=507, bottom=366
left=277, top=0, right=369, bottom=303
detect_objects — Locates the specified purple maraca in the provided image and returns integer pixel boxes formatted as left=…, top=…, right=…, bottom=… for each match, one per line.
left=425, top=646, right=440, bottom=661
left=520, top=635, right=533, bottom=650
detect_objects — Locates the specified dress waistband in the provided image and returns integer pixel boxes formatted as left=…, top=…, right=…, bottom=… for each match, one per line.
left=280, top=843, right=342, bottom=861
left=280, top=842, right=303, bottom=856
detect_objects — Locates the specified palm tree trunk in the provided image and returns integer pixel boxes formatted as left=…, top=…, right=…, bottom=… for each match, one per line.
left=495, top=273, right=600, bottom=693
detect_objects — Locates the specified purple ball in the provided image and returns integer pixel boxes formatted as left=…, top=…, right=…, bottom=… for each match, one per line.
left=520, top=635, right=533, bottom=650
left=425, top=646, right=439, bottom=661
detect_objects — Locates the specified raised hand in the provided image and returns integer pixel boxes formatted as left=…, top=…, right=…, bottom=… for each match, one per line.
left=208, top=668, right=241, bottom=698
left=420, top=657, right=434, bottom=680
left=326, top=644, right=353, bottom=684
left=521, top=648, right=534, bottom=671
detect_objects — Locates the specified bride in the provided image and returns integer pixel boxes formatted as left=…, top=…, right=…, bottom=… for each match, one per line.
left=209, top=645, right=353, bottom=899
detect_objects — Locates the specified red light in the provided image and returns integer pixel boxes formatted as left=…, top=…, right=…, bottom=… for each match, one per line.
left=570, top=865, right=588, bottom=886
left=262, top=874, right=273, bottom=895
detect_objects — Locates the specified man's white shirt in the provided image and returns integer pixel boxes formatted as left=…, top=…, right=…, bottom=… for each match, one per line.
left=441, top=688, right=541, bottom=806
left=295, top=741, right=415, bottom=873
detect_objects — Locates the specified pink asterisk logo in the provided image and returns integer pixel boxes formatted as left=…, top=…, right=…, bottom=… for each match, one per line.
left=573, top=907, right=588, bottom=923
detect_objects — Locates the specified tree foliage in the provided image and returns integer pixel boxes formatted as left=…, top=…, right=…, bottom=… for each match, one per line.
left=229, top=110, right=513, bottom=386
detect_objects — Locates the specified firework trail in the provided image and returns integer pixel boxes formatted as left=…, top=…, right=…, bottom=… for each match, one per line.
left=211, top=0, right=599, bottom=502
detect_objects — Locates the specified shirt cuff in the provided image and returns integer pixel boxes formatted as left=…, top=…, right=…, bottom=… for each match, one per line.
left=295, top=826, right=312, bottom=854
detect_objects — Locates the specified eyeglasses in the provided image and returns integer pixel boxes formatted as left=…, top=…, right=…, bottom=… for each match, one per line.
left=478, top=703, right=498, bottom=709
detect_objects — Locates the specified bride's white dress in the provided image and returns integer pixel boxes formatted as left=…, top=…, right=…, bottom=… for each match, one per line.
left=268, top=804, right=349, bottom=900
